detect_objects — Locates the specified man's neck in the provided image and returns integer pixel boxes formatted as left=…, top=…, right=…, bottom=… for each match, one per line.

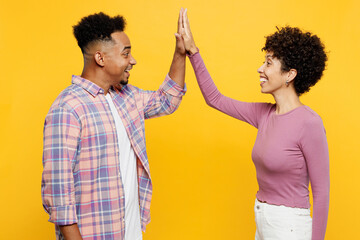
left=81, top=68, right=111, bottom=94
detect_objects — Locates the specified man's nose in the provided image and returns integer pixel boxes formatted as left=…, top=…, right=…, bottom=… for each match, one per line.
left=130, top=54, right=137, bottom=65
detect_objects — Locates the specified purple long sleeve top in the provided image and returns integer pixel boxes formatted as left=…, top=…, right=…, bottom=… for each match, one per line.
left=189, top=52, right=329, bottom=240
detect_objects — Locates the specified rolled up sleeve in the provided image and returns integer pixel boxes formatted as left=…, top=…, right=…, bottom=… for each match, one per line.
left=159, top=74, right=187, bottom=97
left=143, top=74, right=186, bottom=119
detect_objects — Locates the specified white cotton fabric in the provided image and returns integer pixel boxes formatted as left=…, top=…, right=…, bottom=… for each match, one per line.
left=254, top=199, right=312, bottom=240
left=105, top=93, right=142, bottom=240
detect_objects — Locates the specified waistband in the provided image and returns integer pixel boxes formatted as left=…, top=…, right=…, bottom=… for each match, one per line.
left=255, top=199, right=310, bottom=215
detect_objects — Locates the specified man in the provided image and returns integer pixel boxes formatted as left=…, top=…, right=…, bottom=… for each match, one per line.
left=42, top=11, right=186, bottom=240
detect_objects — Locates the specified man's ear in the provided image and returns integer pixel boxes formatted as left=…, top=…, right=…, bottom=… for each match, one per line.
left=286, top=68, right=297, bottom=83
left=94, top=51, right=105, bottom=67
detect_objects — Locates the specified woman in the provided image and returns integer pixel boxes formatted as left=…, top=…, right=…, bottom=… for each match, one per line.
left=178, top=9, right=329, bottom=240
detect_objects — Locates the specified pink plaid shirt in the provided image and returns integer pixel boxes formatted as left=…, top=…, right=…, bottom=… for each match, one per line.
left=42, top=74, right=186, bottom=239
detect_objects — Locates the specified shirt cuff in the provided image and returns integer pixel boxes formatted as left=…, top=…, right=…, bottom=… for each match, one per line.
left=47, top=205, right=78, bottom=225
left=161, top=74, right=187, bottom=96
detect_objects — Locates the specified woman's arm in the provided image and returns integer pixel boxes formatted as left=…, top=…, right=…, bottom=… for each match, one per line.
left=300, top=117, right=330, bottom=240
left=179, top=9, right=272, bottom=128
left=189, top=52, right=272, bottom=128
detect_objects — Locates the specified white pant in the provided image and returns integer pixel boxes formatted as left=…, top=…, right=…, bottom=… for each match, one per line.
left=254, top=199, right=312, bottom=240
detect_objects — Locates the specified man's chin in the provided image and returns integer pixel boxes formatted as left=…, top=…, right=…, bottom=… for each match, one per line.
left=120, top=80, right=128, bottom=85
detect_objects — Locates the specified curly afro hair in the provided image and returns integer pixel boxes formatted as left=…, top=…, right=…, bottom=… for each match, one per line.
left=262, top=26, right=327, bottom=96
left=73, top=12, right=126, bottom=53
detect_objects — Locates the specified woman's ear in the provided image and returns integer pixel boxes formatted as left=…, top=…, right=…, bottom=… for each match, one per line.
left=286, top=68, right=297, bottom=83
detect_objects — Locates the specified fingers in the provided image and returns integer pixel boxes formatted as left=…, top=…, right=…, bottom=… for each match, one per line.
left=177, top=8, right=184, bottom=33
left=178, top=8, right=193, bottom=41
left=185, top=9, right=190, bottom=28
left=182, top=8, right=191, bottom=37
left=182, top=9, right=187, bottom=34
left=174, top=33, right=181, bottom=40
left=180, top=28, right=185, bottom=38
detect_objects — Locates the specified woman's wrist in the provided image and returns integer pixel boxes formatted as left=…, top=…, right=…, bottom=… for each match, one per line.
left=188, top=45, right=198, bottom=55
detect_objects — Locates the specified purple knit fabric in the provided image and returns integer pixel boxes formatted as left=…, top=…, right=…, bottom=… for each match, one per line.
left=189, top=52, right=329, bottom=240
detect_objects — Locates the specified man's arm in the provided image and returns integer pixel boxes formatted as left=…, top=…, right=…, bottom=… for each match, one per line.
left=42, top=107, right=81, bottom=238
left=169, top=8, right=187, bottom=88
left=138, top=9, right=187, bottom=119
left=59, top=224, right=83, bottom=240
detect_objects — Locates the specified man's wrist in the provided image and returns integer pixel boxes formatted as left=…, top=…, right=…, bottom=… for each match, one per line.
left=59, top=224, right=83, bottom=240
left=174, top=49, right=186, bottom=57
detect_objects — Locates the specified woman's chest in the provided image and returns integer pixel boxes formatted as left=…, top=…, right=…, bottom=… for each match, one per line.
left=252, top=116, right=306, bottom=172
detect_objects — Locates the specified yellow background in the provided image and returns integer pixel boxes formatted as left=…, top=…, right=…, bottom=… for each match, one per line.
left=1, top=0, right=359, bottom=239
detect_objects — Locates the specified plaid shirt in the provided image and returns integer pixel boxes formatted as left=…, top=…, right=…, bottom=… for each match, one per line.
left=42, top=75, right=186, bottom=239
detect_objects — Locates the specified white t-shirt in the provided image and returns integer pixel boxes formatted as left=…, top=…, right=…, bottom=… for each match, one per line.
left=105, top=93, right=142, bottom=240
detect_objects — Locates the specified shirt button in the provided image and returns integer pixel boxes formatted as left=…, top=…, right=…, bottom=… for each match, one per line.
left=256, top=206, right=260, bottom=210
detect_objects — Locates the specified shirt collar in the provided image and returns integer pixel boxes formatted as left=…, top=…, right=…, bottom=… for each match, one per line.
left=72, top=75, right=105, bottom=97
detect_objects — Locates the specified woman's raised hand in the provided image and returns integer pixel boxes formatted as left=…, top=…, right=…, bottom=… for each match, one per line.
left=177, top=8, right=198, bottom=55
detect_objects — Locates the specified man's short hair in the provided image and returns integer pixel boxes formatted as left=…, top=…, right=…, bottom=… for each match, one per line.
left=73, top=12, right=126, bottom=53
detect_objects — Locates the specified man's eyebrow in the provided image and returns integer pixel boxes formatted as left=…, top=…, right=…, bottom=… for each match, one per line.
left=265, top=54, right=273, bottom=59
left=122, top=46, right=131, bottom=51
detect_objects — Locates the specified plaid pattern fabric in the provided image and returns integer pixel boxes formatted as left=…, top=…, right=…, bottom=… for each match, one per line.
left=42, top=75, right=185, bottom=239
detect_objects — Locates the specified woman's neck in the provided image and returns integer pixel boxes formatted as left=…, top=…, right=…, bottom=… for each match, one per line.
left=272, top=90, right=303, bottom=115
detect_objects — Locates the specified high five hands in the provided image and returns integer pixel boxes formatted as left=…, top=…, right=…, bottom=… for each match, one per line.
left=175, top=8, right=198, bottom=55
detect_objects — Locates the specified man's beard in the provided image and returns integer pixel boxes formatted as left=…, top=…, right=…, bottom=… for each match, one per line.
left=114, top=79, right=128, bottom=90
left=120, top=79, right=128, bottom=85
